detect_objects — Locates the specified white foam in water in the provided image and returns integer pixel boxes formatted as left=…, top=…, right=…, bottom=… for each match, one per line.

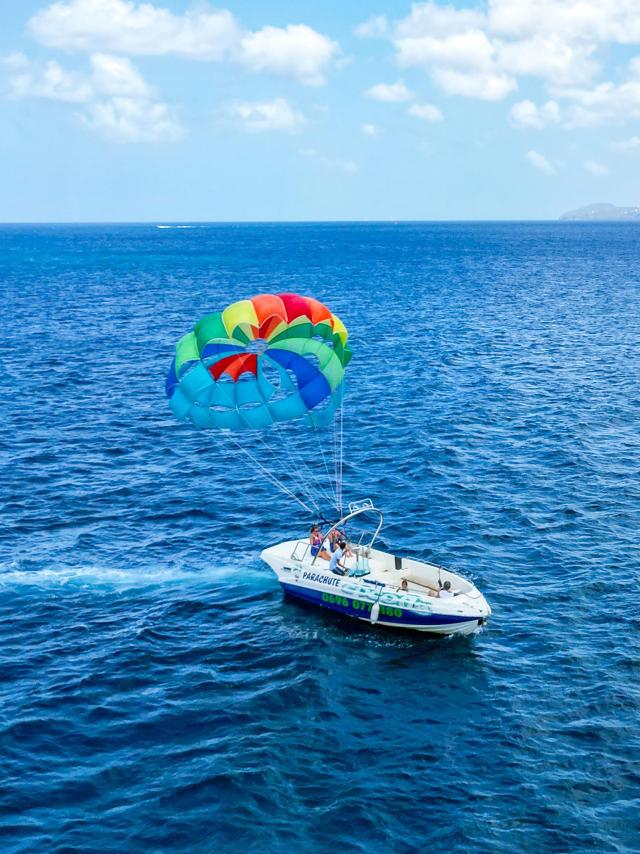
left=0, top=559, right=269, bottom=591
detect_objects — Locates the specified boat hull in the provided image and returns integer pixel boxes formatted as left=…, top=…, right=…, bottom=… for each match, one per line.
left=280, top=581, right=482, bottom=635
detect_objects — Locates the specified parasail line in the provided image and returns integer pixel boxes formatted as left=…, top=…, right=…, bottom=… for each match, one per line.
left=313, top=422, right=339, bottom=509
left=227, top=436, right=316, bottom=514
left=251, top=429, right=324, bottom=515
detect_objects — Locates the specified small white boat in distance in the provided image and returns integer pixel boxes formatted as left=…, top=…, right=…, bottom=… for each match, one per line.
left=261, top=500, right=491, bottom=637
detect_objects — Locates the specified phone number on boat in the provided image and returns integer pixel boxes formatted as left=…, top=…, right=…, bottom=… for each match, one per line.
left=321, top=593, right=403, bottom=617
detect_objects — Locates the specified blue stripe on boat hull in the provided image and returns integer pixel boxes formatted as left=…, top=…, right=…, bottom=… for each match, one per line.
left=280, top=582, right=479, bottom=628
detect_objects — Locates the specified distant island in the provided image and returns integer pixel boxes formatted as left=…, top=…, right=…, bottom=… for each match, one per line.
left=560, top=203, right=640, bottom=221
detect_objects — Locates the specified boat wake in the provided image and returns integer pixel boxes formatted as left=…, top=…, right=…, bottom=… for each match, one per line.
left=0, top=560, right=267, bottom=591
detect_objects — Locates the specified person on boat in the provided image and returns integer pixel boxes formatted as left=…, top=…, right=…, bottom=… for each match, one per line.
left=309, top=525, right=330, bottom=561
left=329, top=540, right=348, bottom=575
left=429, top=580, right=454, bottom=598
left=329, top=528, right=353, bottom=557
left=438, top=581, right=454, bottom=598
left=397, top=578, right=409, bottom=592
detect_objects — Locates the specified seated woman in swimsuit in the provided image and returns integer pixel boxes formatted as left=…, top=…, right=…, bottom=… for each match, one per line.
left=309, top=525, right=331, bottom=560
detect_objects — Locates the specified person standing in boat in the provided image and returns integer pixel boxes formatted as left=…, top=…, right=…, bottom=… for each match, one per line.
left=309, top=525, right=330, bottom=560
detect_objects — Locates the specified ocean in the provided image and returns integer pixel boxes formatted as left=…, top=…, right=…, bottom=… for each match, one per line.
left=1, top=222, right=639, bottom=852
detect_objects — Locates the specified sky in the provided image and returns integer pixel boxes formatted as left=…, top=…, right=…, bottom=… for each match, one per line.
left=2, top=0, right=640, bottom=221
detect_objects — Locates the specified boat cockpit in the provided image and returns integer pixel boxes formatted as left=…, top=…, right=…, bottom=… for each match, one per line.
left=289, top=500, right=474, bottom=597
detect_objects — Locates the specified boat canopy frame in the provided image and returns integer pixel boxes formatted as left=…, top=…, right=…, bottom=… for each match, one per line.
left=310, top=498, right=383, bottom=565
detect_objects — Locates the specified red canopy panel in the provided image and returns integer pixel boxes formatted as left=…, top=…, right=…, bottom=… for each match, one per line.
left=277, top=293, right=313, bottom=323
left=208, top=353, right=258, bottom=382
left=259, top=316, right=284, bottom=340
left=251, top=294, right=287, bottom=325
left=305, top=296, right=333, bottom=325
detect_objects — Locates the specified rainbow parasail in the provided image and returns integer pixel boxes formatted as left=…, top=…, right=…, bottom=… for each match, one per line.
left=166, top=293, right=353, bottom=432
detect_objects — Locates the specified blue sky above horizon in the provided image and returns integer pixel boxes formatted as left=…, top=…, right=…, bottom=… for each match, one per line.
left=2, top=0, right=640, bottom=221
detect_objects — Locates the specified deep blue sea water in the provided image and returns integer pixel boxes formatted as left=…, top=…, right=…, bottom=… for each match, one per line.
left=1, top=222, right=639, bottom=853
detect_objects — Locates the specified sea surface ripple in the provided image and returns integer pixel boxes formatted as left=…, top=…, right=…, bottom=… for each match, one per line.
left=1, top=223, right=639, bottom=853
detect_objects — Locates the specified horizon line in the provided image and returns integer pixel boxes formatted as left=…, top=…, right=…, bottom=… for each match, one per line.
left=0, top=217, right=620, bottom=225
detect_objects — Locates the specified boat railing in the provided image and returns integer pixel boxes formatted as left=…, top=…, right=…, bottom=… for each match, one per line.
left=291, top=541, right=310, bottom=561
left=348, top=498, right=374, bottom=513
left=310, top=501, right=384, bottom=566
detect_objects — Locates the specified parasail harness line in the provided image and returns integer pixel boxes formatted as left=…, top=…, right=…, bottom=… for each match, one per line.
left=269, top=427, right=336, bottom=512
left=236, top=401, right=342, bottom=516
left=228, top=436, right=317, bottom=515
left=313, top=422, right=339, bottom=510
left=338, top=399, right=344, bottom=516
left=247, top=430, right=326, bottom=514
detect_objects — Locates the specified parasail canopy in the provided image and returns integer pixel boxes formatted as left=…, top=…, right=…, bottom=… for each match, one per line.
left=166, top=293, right=352, bottom=433
left=165, top=293, right=353, bottom=515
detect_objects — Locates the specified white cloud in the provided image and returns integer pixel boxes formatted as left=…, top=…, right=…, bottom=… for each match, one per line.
left=583, top=159, right=608, bottom=175
left=227, top=98, right=304, bottom=132
left=2, top=51, right=92, bottom=101
left=395, top=3, right=485, bottom=40
left=552, top=62, right=640, bottom=127
left=510, top=57, right=640, bottom=129
left=408, top=102, right=443, bottom=121
left=498, top=36, right=598, bottom=86
left=488, top=0, right=640, bottom=45
left=1, top=51, right=183, bottom=142
left=300, top=148, right=358, bottom=173
left=612, top=135, right=640, bottom=151
left=432, top=67, right=516, bottom=100
left=82, top=95, right=184, bottom=141
left=28, top=0, right=339, bottom=86
left=526, top=149, right=556, bottom=175
left=365, top=80, right=414, bottom=102
left=356, top=0, right=640, bottom=107
left=89, top=52, right=150, bottom=97
left=238, top=24, right=338, bottom=86
left=396, top=29, right=496, bottom=73
left=361, top=122, right=379, bottom=136
left=390, top=2, right=517, bottom=100
left=355, top=15, right=389, bottom=39
left=510, top=99, right=560, bottom=129
left=29, top=0, right=239, bottom=59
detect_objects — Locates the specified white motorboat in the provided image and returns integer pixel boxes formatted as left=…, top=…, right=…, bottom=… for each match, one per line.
left=262, top=500, right=491, bottom=637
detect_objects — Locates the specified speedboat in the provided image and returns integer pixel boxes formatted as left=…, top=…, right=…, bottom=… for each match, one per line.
left=261, top=500, right=491, bottom=637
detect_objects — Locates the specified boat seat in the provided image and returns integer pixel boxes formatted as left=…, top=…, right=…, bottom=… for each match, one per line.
left=401, top=569, right=439, bottom=592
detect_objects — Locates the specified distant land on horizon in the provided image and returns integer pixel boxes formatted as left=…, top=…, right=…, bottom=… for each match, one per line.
left=560, top=203, right=640, bottom=221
